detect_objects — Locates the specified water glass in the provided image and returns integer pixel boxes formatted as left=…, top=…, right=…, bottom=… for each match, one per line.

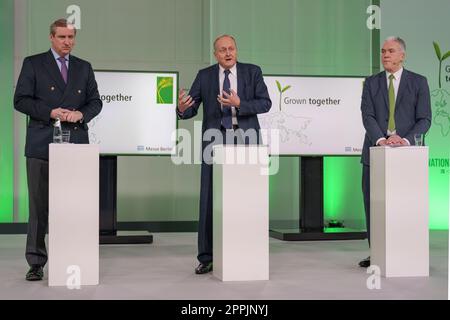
left=61, top=130, right=71, bottom=143
left=414, top=133, right=423, bottom=146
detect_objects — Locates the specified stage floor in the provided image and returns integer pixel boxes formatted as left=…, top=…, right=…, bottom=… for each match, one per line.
left=0, top=231, right=447, bottom=300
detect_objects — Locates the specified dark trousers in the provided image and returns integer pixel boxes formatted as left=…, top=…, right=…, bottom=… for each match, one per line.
left=362, top=164, right=371, bottom=246
left=197, top=126, right=255, bottom=264
left=197, top=162, right=213, bottom=264
left=25, top=157, right=49, bottom=267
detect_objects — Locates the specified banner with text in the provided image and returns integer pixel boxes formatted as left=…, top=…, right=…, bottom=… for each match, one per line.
left=89, top=71, right=177, bottom=155
left=260, top=76, right=365, bottom=155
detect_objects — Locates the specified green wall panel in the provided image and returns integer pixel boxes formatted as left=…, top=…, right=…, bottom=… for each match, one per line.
left=0, top=0, right=14, bottom=222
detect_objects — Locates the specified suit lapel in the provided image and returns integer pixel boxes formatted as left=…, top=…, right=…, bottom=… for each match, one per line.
left=213, top=63, right=220, bottom=96
left=379, top=71, right=389, bottom=113
left=395, top=69, right=408, bottom=108
left=43, top=50, right=66, bottom=91
left=236, top=62, right=245, bottom=100
left=212, top=64, right=221, bottom=115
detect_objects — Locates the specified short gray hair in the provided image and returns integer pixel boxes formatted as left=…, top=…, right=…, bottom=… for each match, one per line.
left=213, top=34, right=237, bottom=52
left=385, top=36, right=406, bottom=52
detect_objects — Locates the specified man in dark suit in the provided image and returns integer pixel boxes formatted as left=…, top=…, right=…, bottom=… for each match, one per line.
left=14, top=19, right=102, bottom=280
left=177, top=35, right=271, bottom=274
left=359, top=36, right=431, bottom=267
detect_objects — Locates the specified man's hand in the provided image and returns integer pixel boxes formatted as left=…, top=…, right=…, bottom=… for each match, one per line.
left=387, top=134, right=407, bottom=146
left=378, top=139, right=388, bottom=146
left=217, top=89, right=240, bottom=108
left=50, top=108, right=70, bottom=121
left=178, top=89, right=194, bottom=113
left=66, top=110, right=83, bottom=123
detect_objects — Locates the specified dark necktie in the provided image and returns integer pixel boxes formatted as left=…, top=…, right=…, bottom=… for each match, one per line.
left=58, top=56, right=68, bottom=84
left=221, top=69, right=232, bottom=129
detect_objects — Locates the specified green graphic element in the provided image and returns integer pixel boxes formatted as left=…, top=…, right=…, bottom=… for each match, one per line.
left=431, top=88, right=450, bottom=137
left=432, top=42, right=450, bottom=137
left=275, top=80, right=291, bottom=111
left=432, top=41, right=450, bottom=89
left=157, top=77, right=173, bottom=104
left=0, top=0, right=14, bottom=222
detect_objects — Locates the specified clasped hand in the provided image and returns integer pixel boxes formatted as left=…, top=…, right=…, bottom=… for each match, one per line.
left=50, top=108, right=83, bottom=123
left=378, top=134, right=408, bottom=146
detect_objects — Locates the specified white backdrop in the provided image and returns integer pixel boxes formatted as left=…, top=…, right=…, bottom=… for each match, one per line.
left=89, top=71, right=178, bottom=155
left=259, top=75, right=365, bottom=155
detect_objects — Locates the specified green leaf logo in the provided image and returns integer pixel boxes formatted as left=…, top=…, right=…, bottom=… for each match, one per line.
left=433, top=42, right=442, bottom=60
left=157, top=77, right=174, bottom=104
left=275, top=80, right=291, bottom=111
left=433, top=41, right=450, bottom=89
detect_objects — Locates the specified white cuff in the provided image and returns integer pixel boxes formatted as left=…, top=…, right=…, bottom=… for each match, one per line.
left=376, top=137, right=387, bottom=146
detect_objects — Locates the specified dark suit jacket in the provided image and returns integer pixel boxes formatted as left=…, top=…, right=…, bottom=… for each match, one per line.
left=178, top=62, right=272, bottom=140
left=360, top=69, right=431, bottom=165
left=14, top=50, right=102, bottom=160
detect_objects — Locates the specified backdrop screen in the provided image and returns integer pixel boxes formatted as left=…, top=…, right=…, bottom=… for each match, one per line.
left=89, top=71, right=178, bottom=155
left=259, top=75, right=366, bottom=155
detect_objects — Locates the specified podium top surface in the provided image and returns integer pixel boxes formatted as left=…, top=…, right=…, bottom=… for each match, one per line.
left=369, top=145, right=429, bottom=164
left=212, top=145, right=269, bottom=166
left=369, top=146, right=429, bottom=155
left=49, top=143, right=99, bottom=151
left=369, top=146, right=428, bottom=150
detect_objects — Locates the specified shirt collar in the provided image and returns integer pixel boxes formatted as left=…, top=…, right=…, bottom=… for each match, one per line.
left=386, top=67, right=403, bottom=80
left=219, top=63, right=237, bottom=76
left=51, top=48, right=69, bottom=61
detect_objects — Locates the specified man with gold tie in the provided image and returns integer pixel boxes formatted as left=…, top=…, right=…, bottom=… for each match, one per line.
left=359, top=36, right=432, bottom=267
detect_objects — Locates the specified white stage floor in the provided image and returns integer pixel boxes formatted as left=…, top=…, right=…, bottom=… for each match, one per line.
left=0, top=231, right=447, bottom=300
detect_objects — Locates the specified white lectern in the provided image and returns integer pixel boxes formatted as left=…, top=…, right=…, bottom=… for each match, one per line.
left=370, top=146, right=429, bottom=277
left=49, top=144, right=99, bottom=286
left=212, top=145, right=269, bottom=281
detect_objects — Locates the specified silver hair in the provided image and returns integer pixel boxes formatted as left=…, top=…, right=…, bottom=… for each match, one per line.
left=385, top=36, right=406, bottom=52
left=213, top=34, right=237, bottom=52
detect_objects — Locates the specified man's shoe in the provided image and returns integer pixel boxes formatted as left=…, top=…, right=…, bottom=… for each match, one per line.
left=26, top=265, right=44, bottom=281
left=195, top=262, right=213, bottom=274
left=358, top=256, right=370, bottom=268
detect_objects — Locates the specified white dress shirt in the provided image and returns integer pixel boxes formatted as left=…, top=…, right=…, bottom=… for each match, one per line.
left=376, top=67, right=410, bottom=145
left=50, top=48, right=69, bottom=71
left=386, top=68, right=403, bottom=97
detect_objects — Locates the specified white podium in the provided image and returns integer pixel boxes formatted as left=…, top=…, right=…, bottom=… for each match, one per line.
left=370, top=146, right=429, bottom=277
left=212, top=145, right=269, bottom=281
left=49, top=144, right=99, bottom=286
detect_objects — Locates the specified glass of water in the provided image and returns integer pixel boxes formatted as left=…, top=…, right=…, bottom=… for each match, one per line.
left=53, top=126, right=62, bottom=143
left=414, top=133, right=423, bottom=146
left=61, top=130, right=71, bottom=143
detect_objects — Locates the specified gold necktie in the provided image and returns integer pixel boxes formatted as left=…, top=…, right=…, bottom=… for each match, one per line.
left=388, top=74, right=396, bottom=132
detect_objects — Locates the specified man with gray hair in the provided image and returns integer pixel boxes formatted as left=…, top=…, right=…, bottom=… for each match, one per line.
left=177, top=34, right=271, bottom=274
left=14, top=18, right=102, bottom=280
left=359, top=36, right=431, bottom=267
